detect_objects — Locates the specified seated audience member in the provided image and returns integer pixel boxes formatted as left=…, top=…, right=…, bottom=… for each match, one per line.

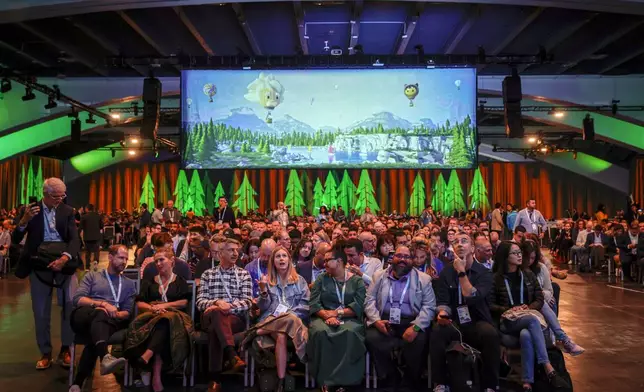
left=489, top=230, right=501, bottom=254
left=411, top=237, right=442, bottom=278
left=196, top=238, right=252, bottom=392
left=431, top=233, right=499, bottom=392
left=139, top=232, right=173, bottom=277
left=343, top=238, right=383, bottom=287
left=246, top=239, right=276, bottom=297
left=244, top=246, right=310, bottom=391
left=584, top=225, right=610, bottom=270
left=299, top=242, right=331, bottom=285
left=69, top=245, right=137, bottom=392
left=125, top=243, right=193, bottom=392
left=474, top=237, right=494, bottom=270
left=364, top=245, right=435, bottom=388
left=375, top=233, right=395, bottom=268
left=308, top=246, right=367, bottom=391
left=177, top=225, right=206, bottom=261
left=512, top=225, right=527, bottom=244
left=616, top=222, right=644, bottom=281
left=292, top=238, right=313, bottom=266
left=490, top=241, right=570, bottom=392
left=571, top=221, right=593, bottom=266
left=241, top=238, right=261, bottom=265
left=521, top=240, right=584, bottom=356
left=555, top=222, right=574, bottom=263
left=135, top=224, right=163, bottom=265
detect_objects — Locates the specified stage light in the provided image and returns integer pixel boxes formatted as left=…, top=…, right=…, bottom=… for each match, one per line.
left=130, top=137, right=139, bottom=144
left=573, top=151, right=577, bottom=160
left=110, top=113, right=121, bottom=119
left=552, top=111, right=564, bottom=118
left=86, top=113, right=96, bottom=124
left=128, top=150, right=136, bottom=156
left=372, top=59, right=384, bottom=67
left=540, top=146, right=548, bottom=153
left=44, top=95, right=57, bottom=110
left=0, top=78, right=11, bottom=93
left=527, top=136, right=537, bottom=144
left=22, top=87, right=36, bottom=101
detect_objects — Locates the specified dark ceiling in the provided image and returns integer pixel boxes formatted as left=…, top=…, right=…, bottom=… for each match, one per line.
left=1, top=1, right=644, bottom=77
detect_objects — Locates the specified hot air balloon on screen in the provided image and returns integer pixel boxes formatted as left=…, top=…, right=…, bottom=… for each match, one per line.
left=203, top=83, right=217, bottom=102
left=186, top=98, right=193, bottom=108
left=454, top=80, right=461, bottom=90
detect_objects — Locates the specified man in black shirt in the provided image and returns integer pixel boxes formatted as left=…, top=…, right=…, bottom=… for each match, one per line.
left=430, top=233, right=499, bottom=392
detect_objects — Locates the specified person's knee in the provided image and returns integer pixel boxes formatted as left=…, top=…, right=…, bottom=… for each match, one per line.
left=519, top=329, right=532, bottom=345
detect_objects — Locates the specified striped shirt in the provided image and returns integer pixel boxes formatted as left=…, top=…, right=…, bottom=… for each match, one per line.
left=196, top=265, right=253, bottom=315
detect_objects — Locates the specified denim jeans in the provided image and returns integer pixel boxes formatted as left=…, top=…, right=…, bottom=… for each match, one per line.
left=540, top=302, right=569, bottom=343
left=502, top=314, right=550, bottom=383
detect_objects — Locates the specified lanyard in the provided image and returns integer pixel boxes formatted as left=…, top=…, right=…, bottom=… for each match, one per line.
left=418, top=264, right=427, bottom=273
left=388, top=277, right=410, bottom=307
left=104, top=269, right=122, bottom=309
left=504, top=271, right=524, bottom=307
left=219, top=207, right=226, bottom=221
left=333, top=270, right=348, bottom=307
left=218, top=267, right=239, bottom=300
left=257, top=260, right=265, bottom=280
left=159, top=273, right=175, bottom=303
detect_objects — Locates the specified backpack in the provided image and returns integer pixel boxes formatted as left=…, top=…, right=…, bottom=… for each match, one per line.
left=533, top=348, right=573, bottom=392
left=446, top=341, right=481, bottom=392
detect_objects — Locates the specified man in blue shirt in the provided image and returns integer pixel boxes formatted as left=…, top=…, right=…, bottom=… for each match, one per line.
left=245, top=238, right=275, bottom=297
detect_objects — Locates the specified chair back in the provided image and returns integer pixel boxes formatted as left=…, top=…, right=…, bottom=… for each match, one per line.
left=187, top=279, right=197, bottom=321
left=122, top=267, right=141, bottom=294
left=104, top=225, right=115, bottom=238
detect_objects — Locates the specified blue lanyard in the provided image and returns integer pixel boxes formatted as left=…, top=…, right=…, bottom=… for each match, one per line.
left=504, top=271, right=524, bottom=306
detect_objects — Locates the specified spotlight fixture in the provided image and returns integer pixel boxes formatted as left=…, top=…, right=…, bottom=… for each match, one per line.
left=131, top=102, right=139, bottom=116
left=110, top=113, right=121, bottom=119
left=0, top=78, right=11, bottom=93
left=119, top=140, right=126, bottom=147
left=540, top=146, right=548, bottom=153
left=44, top=95, right=57, bottom=110
left=372, top=59, right=384, bottom=67
left=611, top=99, right=620, bottom=115
left=22, top=87, right=36, bottom=101
left=130, top=137, right=139, bottom=144
left=128, top=149, right=136, bottom=156
left=552, top=111, right=564, bottom=118
left=85, top=113, right=96, bottom=124
left=572, top=151, right=577, bottom=160
left=527, top=136, right=537, bottom=144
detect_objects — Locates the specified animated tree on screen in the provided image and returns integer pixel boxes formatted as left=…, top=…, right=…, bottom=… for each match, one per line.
left=182, top=68, right=476, bottom=169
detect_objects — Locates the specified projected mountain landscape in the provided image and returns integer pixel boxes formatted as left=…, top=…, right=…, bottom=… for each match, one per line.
left=182, top=69, right=477, bottom=169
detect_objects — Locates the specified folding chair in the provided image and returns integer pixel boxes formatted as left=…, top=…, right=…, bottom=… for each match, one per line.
left=103, top=226, right=115, bottom=246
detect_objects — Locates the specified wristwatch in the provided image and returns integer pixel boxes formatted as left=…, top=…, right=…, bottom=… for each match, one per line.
left=457, top=271, right=467, bottom=278
left=337, top=309, right=345, bottom=319
left=412, top=325, right=422, bottom=333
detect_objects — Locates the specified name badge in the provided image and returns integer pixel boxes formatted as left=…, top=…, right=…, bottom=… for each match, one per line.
left=457, top=305, right=472, bottom=324
left=218, top=220, right=223, bottom=224
left=389, top=307, right=402, bottom=325
left=273, top=304, right=288, bottom=317
left=531, top=223, right=538, bottom=232
left=335, top=306, right=344, bottom=324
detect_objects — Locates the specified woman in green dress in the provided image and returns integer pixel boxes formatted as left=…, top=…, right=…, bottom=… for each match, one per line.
left=307, top=245, right=366, bottom=392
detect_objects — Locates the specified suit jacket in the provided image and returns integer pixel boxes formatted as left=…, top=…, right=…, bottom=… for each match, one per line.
left=364, top=267, right=436, bottom=331
left=616, top=232, right=644, bottom=260
left=584, top=232, right=611, bottom=249
left=215, top=207, right=237, bottom=228
left=80, top=211, right=103, bottom=241
left=491, top=208, right=504, bottom=231
left=139, top=210, right=151, bottom=228
left=12, top=201, right=80, bottom=267
left=162, top=208, right=181, bottom=223
left=435, top=262, right=494, bottom=325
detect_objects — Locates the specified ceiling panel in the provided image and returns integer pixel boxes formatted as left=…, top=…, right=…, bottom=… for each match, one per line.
left=404, top=4, right=465, bottom=54
left=182, top=4, right=251, bottom=56
left=302, top=2, right=351, bottom=55
left=358, top=1, right=409, bottom=54
left=243, top=2, right=298, bottom=55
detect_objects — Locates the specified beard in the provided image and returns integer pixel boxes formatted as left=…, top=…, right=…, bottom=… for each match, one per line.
left=393, top=263, right=413, bottom=277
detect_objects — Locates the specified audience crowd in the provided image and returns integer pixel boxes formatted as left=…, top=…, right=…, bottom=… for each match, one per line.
left=5, top=177, right=644, bottom=392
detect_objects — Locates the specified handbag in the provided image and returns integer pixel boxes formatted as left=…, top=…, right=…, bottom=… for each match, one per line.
left=35, top=242, right=80, bottom=275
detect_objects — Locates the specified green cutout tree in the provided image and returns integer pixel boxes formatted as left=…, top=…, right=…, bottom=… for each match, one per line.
left=337, top=170, right=357, bottom=213
left=26, top=159, right=34, bottom=200
left=214, top=181, right=226, bottom=202
left=19, top=163, right=26, bottom=205
left=322, top=171, right=338, bottom=209
left=313, top=178, right=325, bottom=214
left=284, top=169, right=305, bottom=216
left=300, top=171, right=314, bottom=213
left=34, top=159, right=43, bottom=200
left=447, top=127, right=471, bottom=168
left=232, top=172, right=259, bottom=216
left=355, top=169, right=380, bottom=215
left=469, top=167, right=490, bottom=212
left=186, top=170, right=206, bottom=216
left=173, top=169, right=190, bottom=212
left=202, top=173, right=216, bottom=215
left=408, top=172, right=426, bottom=216
left=431, top=173, right=447, bottom=214
left=444, top=170, right=466, bottom=216
left=139, top=172, right=155, bottom=209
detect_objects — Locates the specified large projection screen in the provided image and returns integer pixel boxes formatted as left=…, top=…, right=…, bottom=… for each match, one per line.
left=181, top=68, right=477, bottom=169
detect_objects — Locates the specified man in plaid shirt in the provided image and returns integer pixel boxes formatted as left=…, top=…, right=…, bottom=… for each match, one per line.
left=197, top=238, right=252, bottom=392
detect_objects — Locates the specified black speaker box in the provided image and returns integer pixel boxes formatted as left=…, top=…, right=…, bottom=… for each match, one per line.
left=502, top=73, right=523, bottom=138
left=71, top=118, right=81, bottom=143
left=141, top=77, right=161, bottom=140
left=583, top=114, right=595, bottom=141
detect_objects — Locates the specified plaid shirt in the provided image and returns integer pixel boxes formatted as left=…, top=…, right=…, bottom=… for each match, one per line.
left=196, top=265, right=253, bottom=315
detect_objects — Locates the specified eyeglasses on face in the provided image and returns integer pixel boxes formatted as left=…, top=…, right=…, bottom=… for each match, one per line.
left=394, top=253, right=412, bottom=260
left=509, top=250, right=522, bottom=256
left=46, top=192, right=66, bottom=200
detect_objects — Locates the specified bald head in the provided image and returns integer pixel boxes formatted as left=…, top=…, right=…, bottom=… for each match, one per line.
left=259, top=238, right=277, bottom=262
left=314, top=242, right=332, bottom=269
left=474, top=238, right=493, bottom=262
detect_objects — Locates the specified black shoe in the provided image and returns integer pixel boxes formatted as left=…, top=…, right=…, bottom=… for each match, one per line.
left=276, top=378, right=285, bottom=392
left=547, top=370, right=571, bottom=389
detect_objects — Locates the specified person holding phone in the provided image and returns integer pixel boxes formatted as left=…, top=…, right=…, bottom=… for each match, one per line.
left=429, top=232, right=499, bottom=392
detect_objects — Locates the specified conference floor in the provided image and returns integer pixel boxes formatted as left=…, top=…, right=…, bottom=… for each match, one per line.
left=1, top=254, right=643, bottom=392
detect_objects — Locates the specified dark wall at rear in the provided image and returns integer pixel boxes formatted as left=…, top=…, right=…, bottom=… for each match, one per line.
left=65, top=162, right=626, bottom=219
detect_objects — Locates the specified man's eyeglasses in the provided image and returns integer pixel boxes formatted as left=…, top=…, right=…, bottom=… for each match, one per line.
left=394, top=253, right=412, bottom=260
left=451, top=238, right=470, bottom=246
left=46, top=192, right=66, bottom=200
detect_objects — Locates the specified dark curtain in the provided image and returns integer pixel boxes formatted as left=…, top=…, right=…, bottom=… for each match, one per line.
left=632, top=158, right=644, bottom=207
left=0, top=155, right=62, bottom=209
left=67, top=162, right=625, bottom=219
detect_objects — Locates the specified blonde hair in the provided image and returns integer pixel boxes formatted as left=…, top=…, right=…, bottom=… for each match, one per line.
left=267, top=246, right=299, bottom=286
left=154, top=242, right=175, bottom=258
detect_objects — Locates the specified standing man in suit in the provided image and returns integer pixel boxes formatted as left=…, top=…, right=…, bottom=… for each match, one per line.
left=139, top=203, right=151, bottom=229
left=162, top=200, right=181, bottom=223
left=513, top=199, right=548, bottom=237
left=215, top=196, right=237, bottom=228
left=617, top=222, right=644, bottom=281
left=12, top=177, right=80, bottom=370
left=79, top=204, right=103, bottom=270
left=584, top=225, right=611, bottom=271
left=490, top=202, right=504, bottom=236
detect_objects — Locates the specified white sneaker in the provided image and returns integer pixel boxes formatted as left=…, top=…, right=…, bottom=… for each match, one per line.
left=100, top=354, right=126, bottom=375
left=141, top=371, right=151, bottom=386
left=69, top=385, right=81, bottom=392
left=434, top=385, right=450, bottom=392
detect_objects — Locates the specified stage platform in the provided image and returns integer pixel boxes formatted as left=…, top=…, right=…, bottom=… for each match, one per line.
left=1, top=254, right=643, bottom=392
